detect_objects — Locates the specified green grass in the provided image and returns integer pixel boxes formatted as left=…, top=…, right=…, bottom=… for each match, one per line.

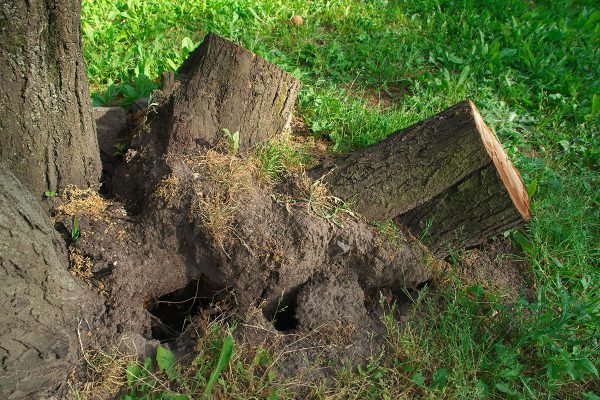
left=82, top=0, right=599, bottom=398
left=255, top=133, right=311, bottom=183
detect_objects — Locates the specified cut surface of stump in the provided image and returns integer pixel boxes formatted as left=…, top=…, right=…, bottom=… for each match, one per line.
left=318, top=100, right=530, bottom=255
left=472, top=104, right=530, bottom=220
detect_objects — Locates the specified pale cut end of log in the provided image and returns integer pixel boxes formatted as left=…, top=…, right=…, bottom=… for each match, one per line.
left=165, top=32, right=301, bottom=154
left=469, top=100, right=530, bottom=222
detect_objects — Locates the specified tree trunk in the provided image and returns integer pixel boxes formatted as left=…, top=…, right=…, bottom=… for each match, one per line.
left=162, top=32, right=301, bottom=154
left=0, top=0, right=101, bottom=196
left=0, top=163, right=101, bottom=399
left=318, top=100, right=530, bottom=255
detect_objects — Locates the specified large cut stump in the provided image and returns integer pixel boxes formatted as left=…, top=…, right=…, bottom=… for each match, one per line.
left=396, top=162, right=528, bottom=255
left=116, top=33, right=302, bottom=208
left=162, top=32, right=301, bottom=154
left=0, top=164, right=101, bottom=399
left=106, top=33, right=437, bottom=347
left=318, top=100, right=530, bottom=256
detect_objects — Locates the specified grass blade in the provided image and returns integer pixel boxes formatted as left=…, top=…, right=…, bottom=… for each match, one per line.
left=71, top=215, right=80, bottom=242
left=203, top=334, right=233, bottom=400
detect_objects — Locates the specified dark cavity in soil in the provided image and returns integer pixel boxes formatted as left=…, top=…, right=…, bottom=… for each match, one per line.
left=265, top=290, right=299, bottom=332
left=149, top=277, right=224, bottom=341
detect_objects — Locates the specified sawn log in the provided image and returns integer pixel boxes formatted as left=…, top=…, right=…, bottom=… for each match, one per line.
left=317, top=100, right=530, bottom=256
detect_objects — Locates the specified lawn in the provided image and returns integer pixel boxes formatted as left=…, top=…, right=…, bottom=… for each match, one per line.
left=81, top=0, right=599, bottom=398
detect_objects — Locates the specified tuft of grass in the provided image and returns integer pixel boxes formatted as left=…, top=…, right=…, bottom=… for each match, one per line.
left=283, top=171, right=358, bottom=228
left=312, top=277, right=599, bottom=399
left=189, top=192, right=240, bottom=246
left=255, top=130, right=311, bottom=183
left=70, top=347, right=136, bottom=400
left=89, top=316, right=296, bottom=400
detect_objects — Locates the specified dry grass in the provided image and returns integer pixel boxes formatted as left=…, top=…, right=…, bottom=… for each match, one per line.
left=54, top=185, right=110, bottom=221
left=69, top=347, right=136, bottom=400
left=284, top=171, right=358, bottom=228
left=189, top=192, right=239, bottom=245
left=187, top=149, right=258, bottom=245
left=311, top=319, right=358, bottom=347
left=151, top=174, right=181, bottom=205
left=68, top=246, right=94, bottom=283
left=68, top=246, right=108, bottom=294
left=53, top=185, right=126, bottom=238
left=188, top=149, right=258, bottom=197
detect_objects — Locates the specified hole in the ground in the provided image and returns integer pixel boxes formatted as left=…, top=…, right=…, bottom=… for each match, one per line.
left=149, top=276, right=225, bottom=342
left=264, top=291, right=299, bottom=332
left=415, top=279, right=432, bottom=291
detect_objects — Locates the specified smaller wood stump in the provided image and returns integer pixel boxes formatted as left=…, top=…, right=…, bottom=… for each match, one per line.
left=165, top=33, right=301, bottom=154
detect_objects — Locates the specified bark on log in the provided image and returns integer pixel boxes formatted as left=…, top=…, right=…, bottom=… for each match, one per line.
left=396, top=163, right=528, bottom=256
left=0, top=164, right=101, bottom=399
left=319, top=100, right=530, bottom=255
left=0, top=0, right=101, bottom=196
left=163, top=32, right=301, bottom=154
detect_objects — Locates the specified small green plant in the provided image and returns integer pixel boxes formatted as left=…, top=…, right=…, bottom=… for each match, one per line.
left=411, top=368, right=449, bottom=391
left=91, top=79, right=117, bottom=106
left=124, top=345, right=185, bottom=400
left=125, top=73, right=158, bottom=105
left=113, top=143, right=127, bottom=158
left=180, top=36, right=197, bottom=57
left=121, top=329, right=241, bottom=399
left=418, top=217, right=434, bottom=242
left=71, top=215, right=80, bottom=242
left=222, top=128, right=240, bottom=155
left=44, top=191, right=57, bottom=198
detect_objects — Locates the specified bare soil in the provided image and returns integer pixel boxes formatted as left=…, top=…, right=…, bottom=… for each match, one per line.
left=56, top=103, right=531, bottom=390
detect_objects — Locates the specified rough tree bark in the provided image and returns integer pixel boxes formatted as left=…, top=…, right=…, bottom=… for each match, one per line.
left=396, top=162, right=528, bottom=256
left=0, top=1, right=104, bottom=397
left=161, top=32, right=301, bottom=154
left=317, top=100, right=530, bottom=255
left=0, top=0, right=101, bottom=196
left=0, top=164, right=101, bottom=399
